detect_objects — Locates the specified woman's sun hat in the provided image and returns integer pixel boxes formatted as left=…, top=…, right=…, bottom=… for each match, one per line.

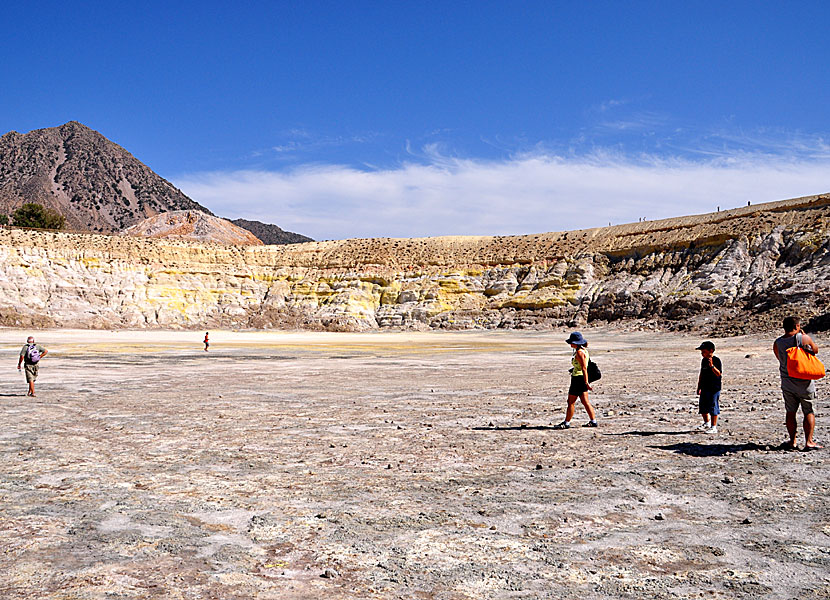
left=565, top=331, right=588, bottom=346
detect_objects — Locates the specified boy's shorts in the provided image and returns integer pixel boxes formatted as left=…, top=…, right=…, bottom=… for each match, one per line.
left=24, top=363, right=39, bottom=383
left=783, top=390, right=815, bottom=415
left=699, top=390, right=720, bottom=415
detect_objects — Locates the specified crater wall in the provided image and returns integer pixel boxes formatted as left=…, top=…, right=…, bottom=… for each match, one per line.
left=1, top=194, right=828, bottom=333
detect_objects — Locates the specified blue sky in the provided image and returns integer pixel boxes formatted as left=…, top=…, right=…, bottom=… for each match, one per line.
left=3, top=1, right=829, bottom=239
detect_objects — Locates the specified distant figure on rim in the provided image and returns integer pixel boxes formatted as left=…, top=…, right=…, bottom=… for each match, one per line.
left=773, top=316, right=822, bottom=450
left=17, top=336, right=48, bottom=397
left=204, top=332, right=210, bottom=352
left=554, top=332, right=598, bottom=429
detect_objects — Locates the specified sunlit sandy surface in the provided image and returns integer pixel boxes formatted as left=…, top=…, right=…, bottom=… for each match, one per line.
left=1, top=328, right=828, bottom=599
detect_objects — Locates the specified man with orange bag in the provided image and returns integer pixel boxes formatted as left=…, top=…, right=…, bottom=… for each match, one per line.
left=773, top=316, right=823, bottom=450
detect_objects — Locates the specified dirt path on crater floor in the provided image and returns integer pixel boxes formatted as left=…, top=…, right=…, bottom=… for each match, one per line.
left=0, top=328, right=827, bottom=599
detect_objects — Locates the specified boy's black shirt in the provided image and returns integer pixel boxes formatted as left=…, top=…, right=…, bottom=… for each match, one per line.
left=699, top=356, right=722, bottom=392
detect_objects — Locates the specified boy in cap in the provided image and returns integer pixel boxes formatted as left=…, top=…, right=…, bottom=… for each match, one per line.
left=695, top=341, right=722, bottom=433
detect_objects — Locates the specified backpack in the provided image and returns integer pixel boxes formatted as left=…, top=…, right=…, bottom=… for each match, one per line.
left=26, top=344, right=41, bottom=364
left=786, top=333, right=825, bottom=380
left=587, top=359, right=602, bottom=382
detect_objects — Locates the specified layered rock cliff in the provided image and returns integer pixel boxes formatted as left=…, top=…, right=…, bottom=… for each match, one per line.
left=1, top=193, right=828, bottom=333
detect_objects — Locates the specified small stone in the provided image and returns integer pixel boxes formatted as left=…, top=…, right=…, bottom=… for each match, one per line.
left=722, top=476, right=734, bottom=484
left=489, top=525, right=496, bottom=530
left=741, top=517, right=752, bottom=524
left=654, top=512, right=665, bottom=521
left=535, top=464, right=543, bottom=470
left=321, top=568, right=339, bottom=579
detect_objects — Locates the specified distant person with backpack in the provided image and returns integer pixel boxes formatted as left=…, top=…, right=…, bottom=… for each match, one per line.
left=554, top=332, right=599, bottom=429
left=773, top=316, right=823, bottom=450
left=17, top=336, right=48, bottom=397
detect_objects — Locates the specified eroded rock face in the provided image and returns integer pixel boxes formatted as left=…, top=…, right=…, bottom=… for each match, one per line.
left=0, top=194, right=828, bottom=332
left=122, top=211, right=263, bottom=246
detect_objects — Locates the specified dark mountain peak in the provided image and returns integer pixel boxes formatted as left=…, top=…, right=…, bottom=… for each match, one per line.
left=0, top=121, right=212, bottom=232
left=1, top=121, right=313, bottom=242
left=229, top=218, right=314, bottom=245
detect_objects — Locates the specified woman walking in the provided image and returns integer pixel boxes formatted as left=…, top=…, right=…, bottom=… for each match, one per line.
left=554, top=331, right=598, bottom=429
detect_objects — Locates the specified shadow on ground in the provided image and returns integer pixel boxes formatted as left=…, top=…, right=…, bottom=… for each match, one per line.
left=472, top=425, right=559, bottom=431
left=650, top=442, right=782, bottom=456
left=605, top=430, right=695, bottom=437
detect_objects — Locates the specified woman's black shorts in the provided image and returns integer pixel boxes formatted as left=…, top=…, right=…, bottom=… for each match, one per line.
left=568, top=376, right=589, bottom=396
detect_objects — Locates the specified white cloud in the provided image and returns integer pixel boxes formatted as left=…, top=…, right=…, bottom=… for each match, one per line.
left=174, top=151, right=830, bottom=241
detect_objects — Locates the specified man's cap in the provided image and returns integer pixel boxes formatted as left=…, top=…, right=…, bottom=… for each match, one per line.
left=566, top=331, right=588, bottom=346
left=696, top=341, right=715, bottom=351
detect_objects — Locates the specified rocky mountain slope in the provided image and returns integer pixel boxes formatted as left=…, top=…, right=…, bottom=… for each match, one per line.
left=122, top=211, right=263, bottom=245
left=0, top=121, right=209, bottom=232
left=0, top=122, right=312, bottom=243
left=0, top=193, right=828, bottom=332
left=228, top=218, right=313, bottom=244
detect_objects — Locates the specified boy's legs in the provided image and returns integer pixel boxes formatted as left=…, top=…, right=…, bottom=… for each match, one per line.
left=698, top=394, right=709, bottom=424
left=709, top=392, right=720, bottom=427
left=698, top=391, right=719, bottom=428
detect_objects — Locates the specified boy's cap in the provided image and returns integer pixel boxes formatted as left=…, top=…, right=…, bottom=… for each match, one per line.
left=696, top=341, right=715, bottom=351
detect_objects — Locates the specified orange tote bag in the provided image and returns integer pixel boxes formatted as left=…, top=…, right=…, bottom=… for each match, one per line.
left=786, top=334, right=826, bottom=380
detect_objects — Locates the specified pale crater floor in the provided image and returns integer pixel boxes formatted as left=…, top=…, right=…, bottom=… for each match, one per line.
left=0, top=328, right=828, bottom=599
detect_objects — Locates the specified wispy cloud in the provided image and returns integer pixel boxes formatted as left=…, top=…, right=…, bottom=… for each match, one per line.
left=596, top=111, right=670, bottom=133
left=174, top=144, right=830, bottom=241
left=247, top=129, right=381, bottom=162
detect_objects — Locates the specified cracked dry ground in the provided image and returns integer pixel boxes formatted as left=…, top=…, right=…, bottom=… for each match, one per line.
left=1, top=329, right=828, bottom=599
